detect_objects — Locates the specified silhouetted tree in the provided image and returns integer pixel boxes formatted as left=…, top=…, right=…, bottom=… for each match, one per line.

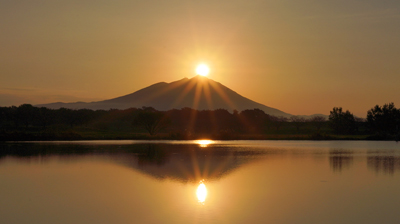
left=239, top=109, right=268, bottom=133
left=133, top=110, right=170, bottom=135
left=367, top=102, right=400, bottom=135
left=309, top=115, right=327, bottom=132
left=270, top=116, right=288, bottom=131
left=57, top=108, right=80, bottom=127
left=290, top=116, right=307, bottom=132
left=0, top=107, right=7, bottom=131
left=213, top=109, right=234, bottom=131
left=231, top=110, right=241, bottom=132
left=16, top=104, right=38, bottom=128
left=329, top=107, right=356, bottom=134
left=37, top=107, right=55, bottom=129
left=75, top=109, right=96, bottom=127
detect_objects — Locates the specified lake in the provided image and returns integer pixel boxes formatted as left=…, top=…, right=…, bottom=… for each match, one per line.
left=1, top=140, right=400, bottom=224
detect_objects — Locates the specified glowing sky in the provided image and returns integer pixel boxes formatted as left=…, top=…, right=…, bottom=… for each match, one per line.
left=1, top=0, right=399, bottom=116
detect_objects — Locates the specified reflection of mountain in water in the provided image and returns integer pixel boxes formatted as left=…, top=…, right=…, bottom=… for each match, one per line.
left=135, top=145, right=266, bottom=182
left=3, top=142, right=400, bottom=177
left=0, top=143, right=265, bottom=182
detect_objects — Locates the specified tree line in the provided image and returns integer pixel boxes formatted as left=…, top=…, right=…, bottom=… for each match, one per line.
left=329, top=102, right=400, bottom=139
left=0, top=105, right=327, bottom=136
left=0, top=102, right=399, bottom=140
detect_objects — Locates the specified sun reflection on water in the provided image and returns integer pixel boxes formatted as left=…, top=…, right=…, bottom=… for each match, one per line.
left=196, top=140, right=214, bottom=148
left=196, top=180, right=207, bottom=203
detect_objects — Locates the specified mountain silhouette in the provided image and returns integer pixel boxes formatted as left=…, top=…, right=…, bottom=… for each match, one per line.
left=37, top=76, right=290, bottom=117
left=0, top=142, right=268, bottom=183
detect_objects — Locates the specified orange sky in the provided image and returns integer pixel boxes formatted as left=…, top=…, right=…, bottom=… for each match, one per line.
left=1, top=1, right=399, bottom=117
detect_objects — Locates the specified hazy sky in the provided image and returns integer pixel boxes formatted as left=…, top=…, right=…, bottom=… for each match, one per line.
left=1, top=0, right=399, bottom=116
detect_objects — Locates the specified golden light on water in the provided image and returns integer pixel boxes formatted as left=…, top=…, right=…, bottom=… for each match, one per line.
left=196, top=140, right=214, bottom=148
left=196, top=181, right=208, bottom=203
left=196, top=64, right=210, bottom=76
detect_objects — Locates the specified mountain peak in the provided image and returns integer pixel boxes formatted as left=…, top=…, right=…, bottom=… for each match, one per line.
left=36, top=77, right=291, bottom=117
left=190, top=75, right=208, bottom=79
left=190, top=75, right=216, bottom=82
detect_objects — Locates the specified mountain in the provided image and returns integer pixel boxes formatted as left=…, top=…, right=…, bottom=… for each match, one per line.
left=1, top=142, right=268, bottom=183
left=37, top=75, right=291, bottom=117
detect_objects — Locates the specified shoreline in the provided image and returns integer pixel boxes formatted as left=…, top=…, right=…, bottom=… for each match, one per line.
left=0, top=132, right=396, bottom=141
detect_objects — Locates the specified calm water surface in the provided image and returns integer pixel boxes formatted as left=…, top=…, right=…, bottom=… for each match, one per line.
left=1, top=140, right=400, bottom=224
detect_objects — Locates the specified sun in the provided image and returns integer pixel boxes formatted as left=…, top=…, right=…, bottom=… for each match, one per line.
left=196, top=64, right=210, bottom=76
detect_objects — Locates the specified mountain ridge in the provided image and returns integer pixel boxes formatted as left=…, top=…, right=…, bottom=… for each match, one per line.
left=37, top=76, right=292, bottom=117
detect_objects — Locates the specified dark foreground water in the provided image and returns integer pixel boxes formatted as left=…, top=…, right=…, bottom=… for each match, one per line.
left=1, top=140, right=400, bottom=224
